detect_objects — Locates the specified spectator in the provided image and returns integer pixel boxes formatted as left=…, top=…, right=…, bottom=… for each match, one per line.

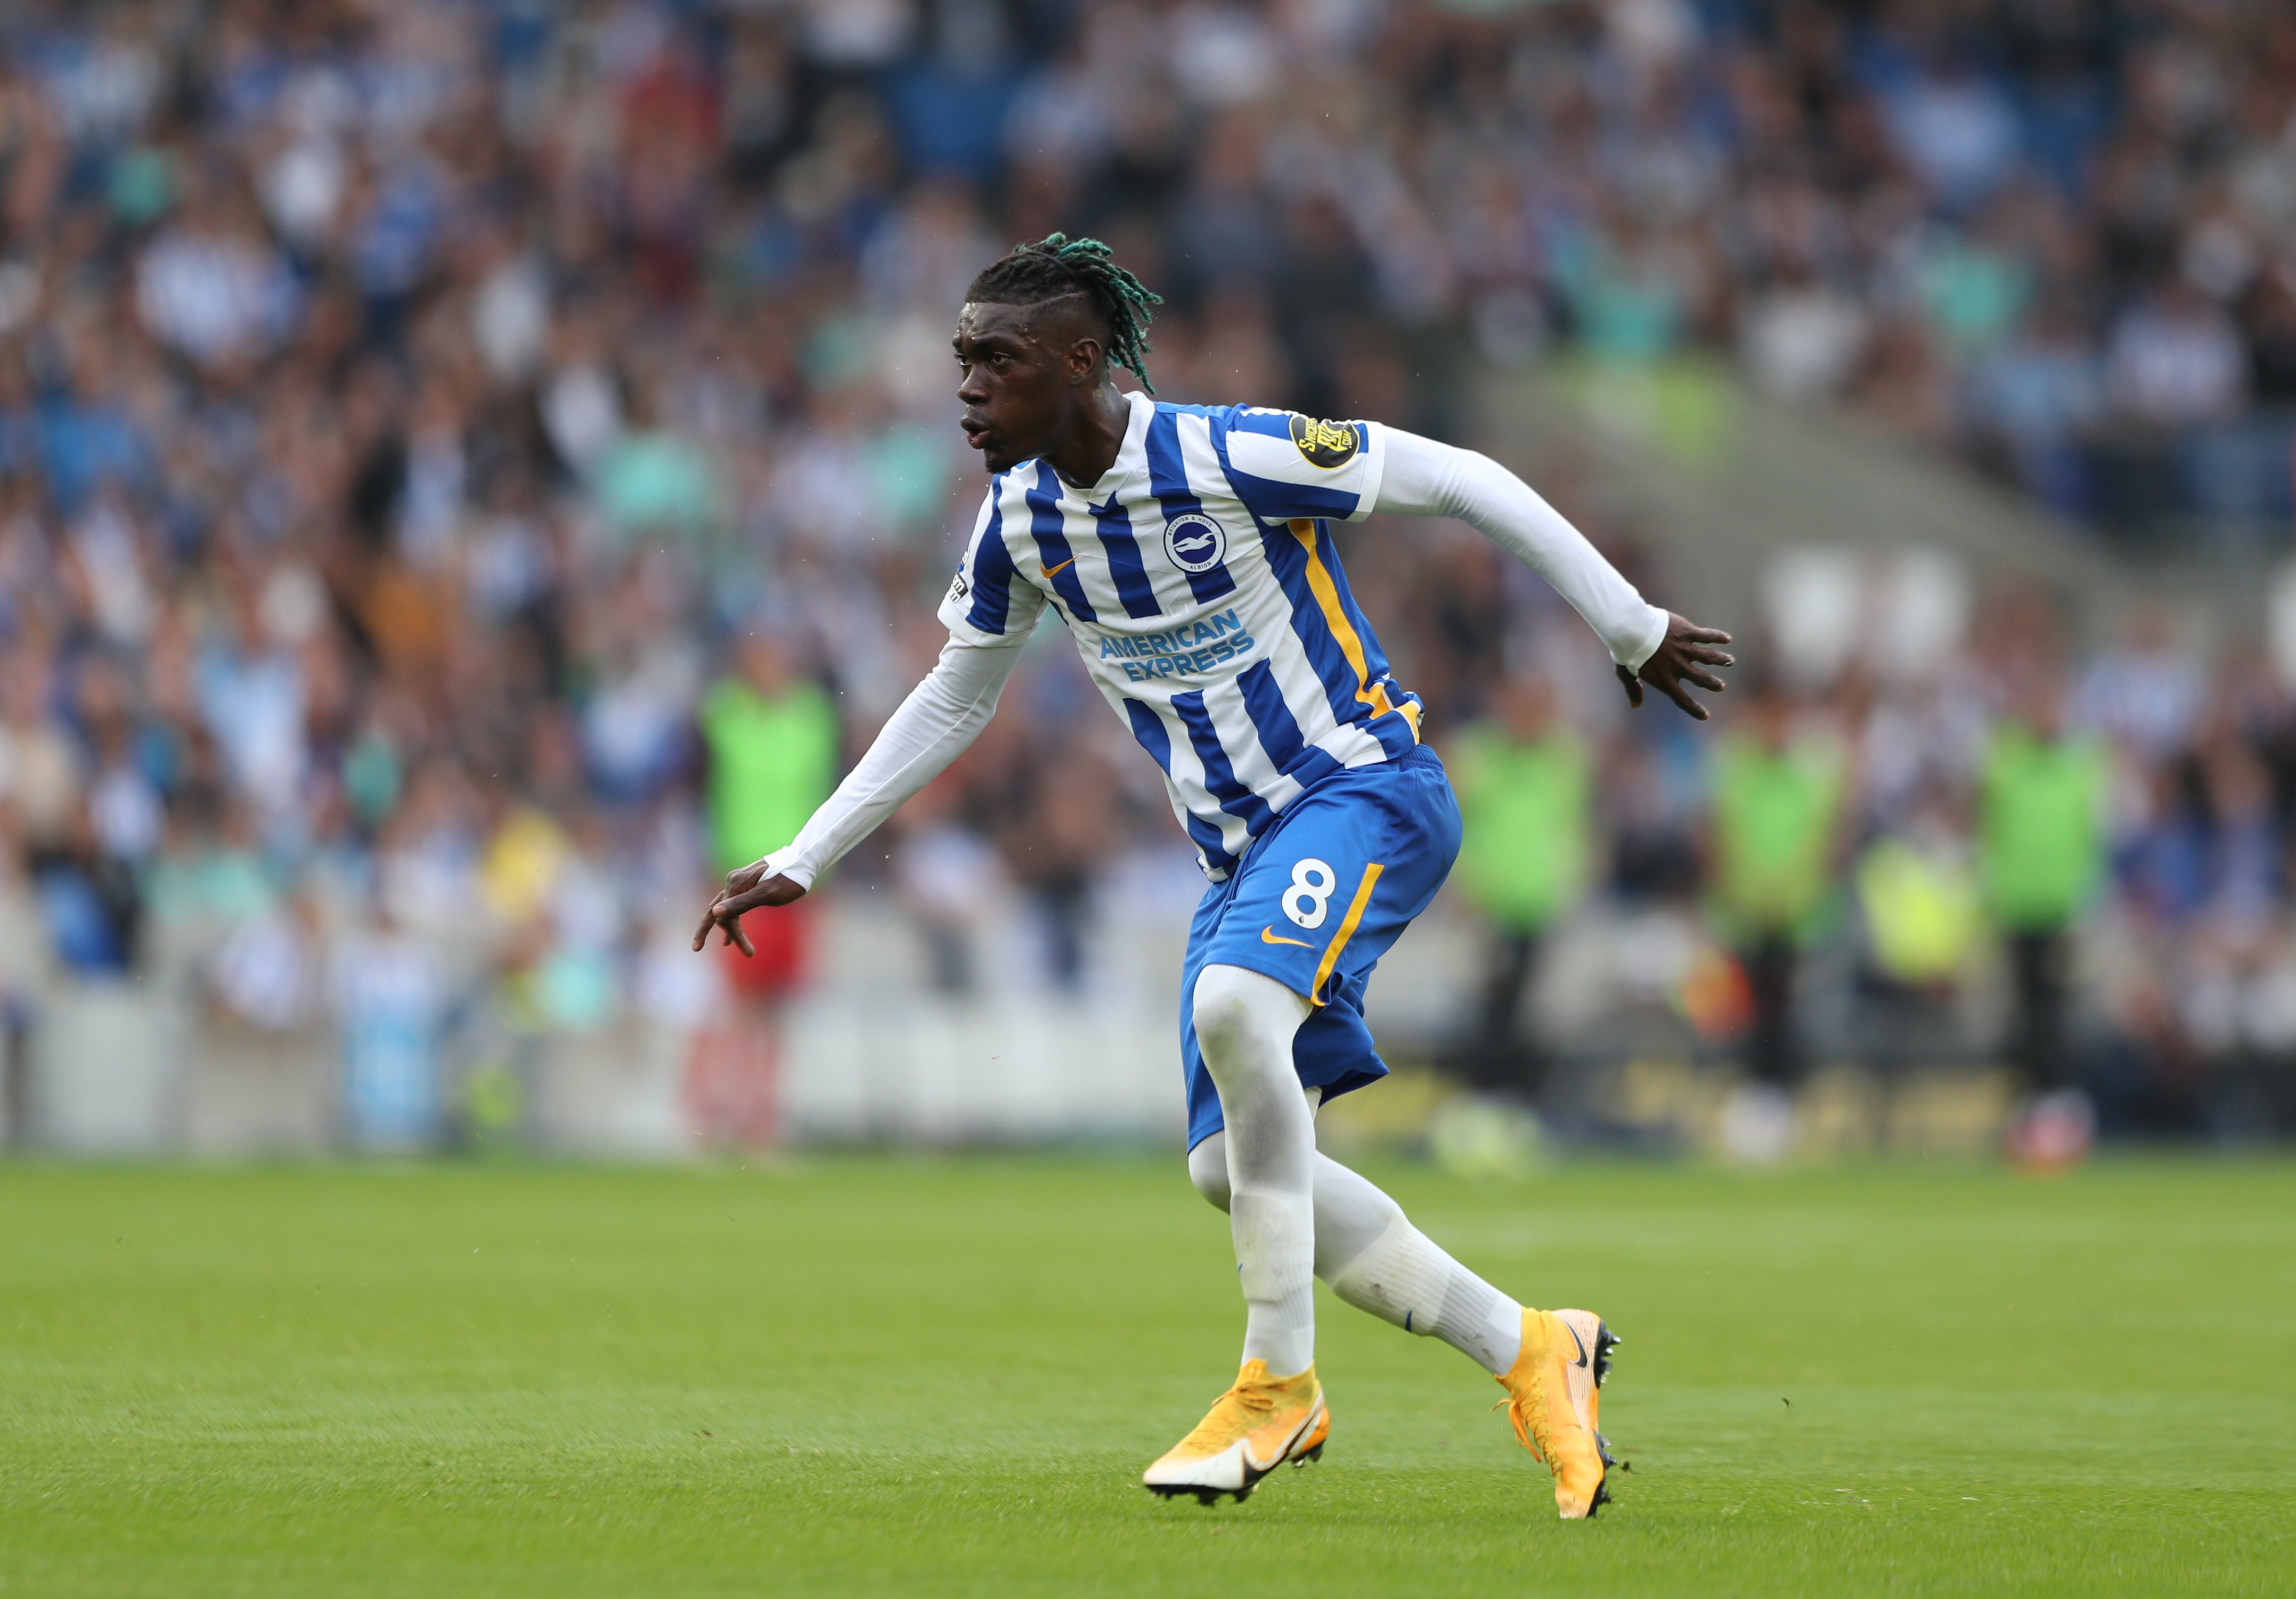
left=1967, top=302, right=2105, bottom=515
left=1981, top=676, right=2109, bottom=1100
left=332, top=904, right=446, bottom=1152
left=2107, top=282, right=2248, bottom=430
left=1708, top=686, right=1847, bottom=1118
left=1882, top=55, right=2024, bottom=215
left=2074, top=607, right=2205, bottom=761
left=689, top=632, right=838, bottom=1147
left=1441, top=674, right=1591, bottom=1104
left=699, top=634, right=837, bottom=896
left=135, top=175, right=299, bottom=371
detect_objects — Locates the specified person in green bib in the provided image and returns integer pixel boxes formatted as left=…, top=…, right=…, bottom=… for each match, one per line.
left=690, top=633, right=840, bottom=1146
left=1445, top=674, right=1592, bottom=1100
left=1979, top=676, right=2107, bottom=1097
left=702, top=635, right=840, bottom=882
left=1709, top=684, right=1848, bottom=1091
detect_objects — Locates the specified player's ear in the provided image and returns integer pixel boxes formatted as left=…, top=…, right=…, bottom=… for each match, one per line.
left=1068, top=335, right=1104, bottom=386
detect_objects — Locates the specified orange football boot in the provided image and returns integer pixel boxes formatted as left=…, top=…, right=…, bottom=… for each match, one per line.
left=1143, top=1360, right=1329, bottom=1504
left=1495, top=1308, right=1618, bottom=1519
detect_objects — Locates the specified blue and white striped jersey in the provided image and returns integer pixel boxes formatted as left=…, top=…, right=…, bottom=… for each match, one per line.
left=939, top=390, right=1422, bottom=882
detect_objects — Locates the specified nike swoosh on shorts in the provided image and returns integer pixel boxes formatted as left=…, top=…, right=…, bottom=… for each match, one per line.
left=1261, top=927, right=1313, bottom=948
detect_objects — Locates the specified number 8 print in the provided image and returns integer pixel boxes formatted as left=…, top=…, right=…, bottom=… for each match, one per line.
left=1283, top=858, right=1338, bottom=930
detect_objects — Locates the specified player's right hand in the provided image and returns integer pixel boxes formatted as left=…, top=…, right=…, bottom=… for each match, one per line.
left=692, top=862, right=808, bottom=957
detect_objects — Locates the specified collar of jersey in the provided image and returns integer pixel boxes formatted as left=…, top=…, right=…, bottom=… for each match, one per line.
left=1042, top=389, right=1153, bottom=507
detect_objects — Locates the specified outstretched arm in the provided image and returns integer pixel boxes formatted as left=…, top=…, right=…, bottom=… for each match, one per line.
left=693, top=630, right=1028, bottom=954
left=1374, top=429, right=1732, bottom=719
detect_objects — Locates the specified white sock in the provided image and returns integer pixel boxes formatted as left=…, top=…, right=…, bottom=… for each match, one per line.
left=1235, top=1189, right=1317, bottom=1375
left=1193, top=964, right=1319, bottom=1377
left=1324, top=1212, right=1524, bottom=1375
left=1188, top=1117, right=1527, bottom=1376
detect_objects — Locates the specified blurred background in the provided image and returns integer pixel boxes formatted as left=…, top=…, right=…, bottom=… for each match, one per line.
left=0, top=0, right=2291, bottom=1165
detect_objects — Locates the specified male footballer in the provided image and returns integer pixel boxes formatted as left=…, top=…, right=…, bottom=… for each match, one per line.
left=696, top=235, right=1731, bottom=1519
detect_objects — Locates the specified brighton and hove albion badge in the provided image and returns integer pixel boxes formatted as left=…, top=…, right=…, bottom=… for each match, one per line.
left=1163, top=512, right=1228, bottom=573
left=1289, top=414, right=1359, bottom=468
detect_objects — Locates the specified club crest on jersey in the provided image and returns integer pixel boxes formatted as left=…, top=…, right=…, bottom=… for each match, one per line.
left=1289, top=414, right=1359, bottom=468
left=1163, top=512, right=1228, bottom=574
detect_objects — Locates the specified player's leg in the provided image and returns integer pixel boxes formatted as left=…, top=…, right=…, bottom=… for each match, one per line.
left=1185, top=1083, right=1615, bottom=1519
left=1150, top=748, right=1610, bottom=1515
left=1144, top=905, right=1330, bottom=1501
left=1186, top=1122, right=1522, bottom=1374
left=1193, top=961, right=1318, bottom=1377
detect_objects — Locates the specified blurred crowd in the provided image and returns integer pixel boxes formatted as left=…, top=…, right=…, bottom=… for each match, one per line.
left=1440, top=575, right=2296, bottom=1152
left=0, top=0, right=2287, bottom=1148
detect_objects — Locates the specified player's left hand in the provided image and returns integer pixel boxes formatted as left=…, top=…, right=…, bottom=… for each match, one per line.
left=691, top=862, right=808, bottom=958
left=1618, top=613, right=1733, bottom=720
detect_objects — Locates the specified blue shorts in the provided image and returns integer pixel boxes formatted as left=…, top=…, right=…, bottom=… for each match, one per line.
left=1180, top=744, right=1463, bottom=1151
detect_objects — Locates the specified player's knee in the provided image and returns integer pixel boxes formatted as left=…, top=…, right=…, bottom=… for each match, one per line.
left=1187, top=1136, right=1232, bottom=1211
left=1191, top=963, right=1295, bottom=1066
left=1190, top=965, right=1257, bottom=1059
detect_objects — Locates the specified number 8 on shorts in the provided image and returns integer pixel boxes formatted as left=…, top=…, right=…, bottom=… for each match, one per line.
left=1282, top=858, right=1338, bottom=929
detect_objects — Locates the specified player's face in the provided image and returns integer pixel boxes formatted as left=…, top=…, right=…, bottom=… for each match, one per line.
left=952, top=301, right=1081, bottom=474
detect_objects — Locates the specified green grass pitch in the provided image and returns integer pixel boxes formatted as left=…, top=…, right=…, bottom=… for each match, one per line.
left=2, top=1156, right=2289, bottom=1596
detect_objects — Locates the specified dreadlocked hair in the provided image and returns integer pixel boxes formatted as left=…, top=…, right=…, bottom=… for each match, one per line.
left=965, top=232, right=1163, bottom=394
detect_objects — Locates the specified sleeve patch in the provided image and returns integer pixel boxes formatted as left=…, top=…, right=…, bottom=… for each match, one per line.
left=1289, top=414, right=1360, bottom=469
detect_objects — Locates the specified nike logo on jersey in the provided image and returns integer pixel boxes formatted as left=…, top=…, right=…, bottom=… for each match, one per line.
left=1042, top=556, right=1077, bottom=578
left=1261, top=927, right=1313, bottom=948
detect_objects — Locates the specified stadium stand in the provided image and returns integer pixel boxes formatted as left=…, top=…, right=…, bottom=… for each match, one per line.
left=0, top=0, right=2290, bottom=1152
